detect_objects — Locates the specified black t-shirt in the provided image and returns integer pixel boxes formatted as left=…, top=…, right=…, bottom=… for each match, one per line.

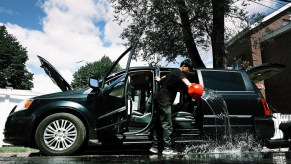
left=156, top=69, right=186, bottom=105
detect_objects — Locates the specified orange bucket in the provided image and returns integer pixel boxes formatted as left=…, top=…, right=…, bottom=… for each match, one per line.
left=188, top=83, right=204, bottom=99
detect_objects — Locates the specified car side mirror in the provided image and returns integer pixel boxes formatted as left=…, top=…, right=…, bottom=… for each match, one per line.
left=89, top=77, right=99, bottom=89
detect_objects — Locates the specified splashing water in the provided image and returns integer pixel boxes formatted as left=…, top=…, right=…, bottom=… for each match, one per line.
left=184, top=133, right=263, bottom=154
left=201, top=89, right=232, bottom=142
left=183, top=89, right=263, bottom=154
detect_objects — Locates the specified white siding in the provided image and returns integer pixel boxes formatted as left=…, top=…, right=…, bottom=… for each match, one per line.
left=0, top=88, right=42, bottom=146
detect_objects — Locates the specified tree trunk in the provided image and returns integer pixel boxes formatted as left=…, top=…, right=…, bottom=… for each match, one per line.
left=211, top=0, right=227, bottom=68
left=177, top=0, right=206, bottom=68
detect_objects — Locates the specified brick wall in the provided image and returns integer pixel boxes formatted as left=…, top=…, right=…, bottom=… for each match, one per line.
left=250, top=14, right=291, bottom=66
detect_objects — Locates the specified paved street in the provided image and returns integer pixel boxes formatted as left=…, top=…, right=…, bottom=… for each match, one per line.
left=0, top=147, right=291, bottom=163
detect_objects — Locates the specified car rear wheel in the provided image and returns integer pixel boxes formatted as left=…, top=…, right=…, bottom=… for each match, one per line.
left=35, top=113, right=86, bottom=156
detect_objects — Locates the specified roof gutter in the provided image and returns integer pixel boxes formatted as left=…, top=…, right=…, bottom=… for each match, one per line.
left=226, top=3, right=291, bottom=47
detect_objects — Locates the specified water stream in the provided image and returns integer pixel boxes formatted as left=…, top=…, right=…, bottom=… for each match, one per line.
left=184, top=89, right=263, bottom=154
left=201, top=89, right=232, bottom=142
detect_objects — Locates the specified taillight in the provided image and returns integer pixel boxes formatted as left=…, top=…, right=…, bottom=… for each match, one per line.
left=261, top=98, right=271, bottom=116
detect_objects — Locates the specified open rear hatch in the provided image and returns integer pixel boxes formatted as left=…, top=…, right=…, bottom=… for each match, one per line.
left=248, top=63, right=287, bottom=149
left=246, top=63, right=286, bottom=83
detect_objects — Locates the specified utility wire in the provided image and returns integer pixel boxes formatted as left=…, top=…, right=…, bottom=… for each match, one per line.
left=275, top=0, right=291, bottom=2
left=267, top=0, right=287, bottom=5
left=249, top=0, right=278, bottom=10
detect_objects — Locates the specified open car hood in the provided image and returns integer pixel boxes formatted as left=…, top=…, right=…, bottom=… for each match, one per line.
left=246, top=63, right=286, bottom=83
left=37, top=56, right=72, bottom=91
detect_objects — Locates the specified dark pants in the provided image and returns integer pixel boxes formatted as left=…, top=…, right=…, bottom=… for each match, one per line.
left=152, top=98, right=173, bottom=149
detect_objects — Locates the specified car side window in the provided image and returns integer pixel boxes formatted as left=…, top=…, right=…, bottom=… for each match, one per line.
left=104, top=72, right=124, bottom=88
left=103, top=74, right=126, bottom=99
left=201, top=71, right=246, bottom=91
left=109, top=80, right=125, bottom=98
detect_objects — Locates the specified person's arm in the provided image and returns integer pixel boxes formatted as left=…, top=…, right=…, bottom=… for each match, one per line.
left=182, top=78, right=191, bottom=88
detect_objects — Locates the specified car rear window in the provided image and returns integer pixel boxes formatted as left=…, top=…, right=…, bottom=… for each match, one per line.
left=201, top=70, right=246, bottom=91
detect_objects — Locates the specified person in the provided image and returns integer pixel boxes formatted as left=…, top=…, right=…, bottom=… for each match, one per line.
left=150, top=59, right=193, bottom=155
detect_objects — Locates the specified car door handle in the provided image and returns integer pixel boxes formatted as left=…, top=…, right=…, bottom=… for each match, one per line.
left=185, top=116, right=194, bottom=119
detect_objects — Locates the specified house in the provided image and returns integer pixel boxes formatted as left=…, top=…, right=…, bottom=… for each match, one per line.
left=226, top=3, right=291, bottom=114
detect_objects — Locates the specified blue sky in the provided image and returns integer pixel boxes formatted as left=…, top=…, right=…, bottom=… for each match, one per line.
left=0, top=0, right=44, bottom=30
left=0, top=1, right=286, bottom=30
left=0, top=0, right=288, bottom=94
left=0, top=0, right=128, bottom=93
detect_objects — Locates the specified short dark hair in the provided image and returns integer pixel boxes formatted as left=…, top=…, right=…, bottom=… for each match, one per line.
left=180, top=59, right=193, bottom=69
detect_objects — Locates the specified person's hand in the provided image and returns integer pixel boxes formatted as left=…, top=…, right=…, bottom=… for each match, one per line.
left=155, top=76, right=161, bottom=82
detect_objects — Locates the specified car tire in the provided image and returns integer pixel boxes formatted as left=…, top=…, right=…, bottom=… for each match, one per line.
left=35, top=113, right=86, bottom=156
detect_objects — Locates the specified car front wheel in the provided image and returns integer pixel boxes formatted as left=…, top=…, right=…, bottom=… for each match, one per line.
left=35, top=113, right=86, bottom=156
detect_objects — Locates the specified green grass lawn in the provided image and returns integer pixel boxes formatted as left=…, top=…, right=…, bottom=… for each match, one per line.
left=0, top=146, right=38, bottom=153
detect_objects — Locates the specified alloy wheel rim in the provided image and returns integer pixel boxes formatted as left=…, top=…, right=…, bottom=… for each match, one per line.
left=43, top=119, right=77, bottom=151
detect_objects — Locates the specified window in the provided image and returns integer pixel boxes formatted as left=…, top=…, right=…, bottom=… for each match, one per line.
left=109, top=80, right=125, bottom=98
left=103, top=73, right=126, bottom=100
left=283, top=19, right=291, bottom=26
left=202, top=71, right=246, bottom=91
left=232, top=58, right=242, bottom=70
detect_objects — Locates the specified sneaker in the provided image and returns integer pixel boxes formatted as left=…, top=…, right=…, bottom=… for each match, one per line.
left=149, top=145, right=159, bottom=154
left=162, top=147, right=178, bottom=155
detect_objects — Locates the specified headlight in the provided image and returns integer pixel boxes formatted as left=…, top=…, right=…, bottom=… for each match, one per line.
left=14, top=99, right=34, bottom=112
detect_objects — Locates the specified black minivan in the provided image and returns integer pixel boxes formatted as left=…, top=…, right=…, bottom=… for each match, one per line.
left=3, top=44, right=285, bottom=155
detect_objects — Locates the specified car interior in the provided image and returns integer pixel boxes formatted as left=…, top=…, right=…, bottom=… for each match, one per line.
left=127, top=70, right=203, bottom=134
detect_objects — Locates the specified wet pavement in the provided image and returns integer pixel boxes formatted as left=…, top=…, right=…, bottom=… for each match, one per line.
left=1, top=148, right=291, bottom=163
